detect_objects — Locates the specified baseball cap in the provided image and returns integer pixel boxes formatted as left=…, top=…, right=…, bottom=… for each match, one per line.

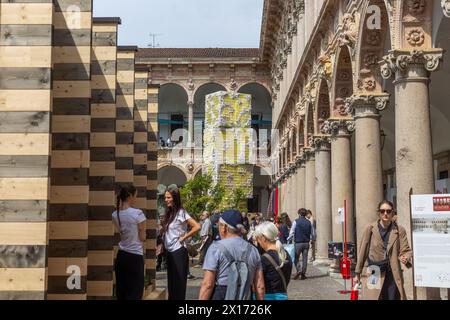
left=221, top=210, right=243, bottom=228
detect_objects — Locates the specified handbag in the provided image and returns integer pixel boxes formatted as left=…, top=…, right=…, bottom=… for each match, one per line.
left=283, top=243, right=296, bottom=265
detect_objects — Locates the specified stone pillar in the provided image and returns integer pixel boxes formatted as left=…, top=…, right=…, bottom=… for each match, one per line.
left=291, top=156, right=305, bottom=222
left=381, top=49, right=443, bottom=300
left=323, top=120, right=355, bottom=244
left=304, top=149, right=316, bottom=215
left=313, top=136, right=332, bottom=266
left=188, top=101, right=194, bottom=146
left=346, top=94, right=389, bottom=244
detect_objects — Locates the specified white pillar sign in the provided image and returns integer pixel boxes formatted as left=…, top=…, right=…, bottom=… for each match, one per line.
left=411, top=194, right=450, bottom=288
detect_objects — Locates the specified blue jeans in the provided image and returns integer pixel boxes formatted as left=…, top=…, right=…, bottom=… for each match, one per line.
left=295, top=242, right=310, bottom=274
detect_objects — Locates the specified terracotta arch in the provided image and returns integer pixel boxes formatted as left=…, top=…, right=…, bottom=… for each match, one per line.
left=355, top=0, right=391, bottom=95
left=314, top=78, right=331, bottom=134
left=237, top=81, right=272, bottom=95
left=160, top=82, right=189, bottom=100
left=331, top=45, right=354, bottom=118
left=192, top=82, right=227, bottom=99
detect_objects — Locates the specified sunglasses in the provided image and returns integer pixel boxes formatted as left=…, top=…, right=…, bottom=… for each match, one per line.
left=378, top=209, right=393, bottom=215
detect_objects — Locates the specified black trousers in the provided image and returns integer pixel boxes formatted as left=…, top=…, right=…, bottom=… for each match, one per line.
left=379, top=268, right=401, bottom=300
left=115, top=250, right=145, bottom=300
left=167, top=246, right=189, bottom=300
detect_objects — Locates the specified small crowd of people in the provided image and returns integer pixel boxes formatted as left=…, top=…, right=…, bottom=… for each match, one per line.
left=112, top=183, right=413, bottom=301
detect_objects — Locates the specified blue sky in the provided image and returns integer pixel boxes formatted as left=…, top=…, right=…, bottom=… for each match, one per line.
left=93, top=0, right=264, bottom=48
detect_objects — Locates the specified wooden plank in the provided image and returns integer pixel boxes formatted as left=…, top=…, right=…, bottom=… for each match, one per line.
left=92, top=25, right=117, bottom=33
left=0, top=245, right=46, bottom=268
left=0, top=47, right=51, bottom=68
left=89, top=176, right=114, bottom=190
left=0, top=24, right=51, bottom=46
left=0, top=67, right=51, bottom=89
left=0, top=112, right=50, bottom=133
left=0, top=3, right=53, bottom=25
left=49, top=203, right=88, bottom=221
left=117, top=59, right=135, bottom=71
left=50, top=168, right=89, bottom=186
left=52, top=133, right=89, bottom=150
left=88, top=221, right=114, bottom=236
left=0, top=291, right=45, bottom=300
left=47, top=275, right=86, bottom=294
left=53, top=11, right=92, bottom=29
left=88, top=191, right=114, bottom=206
left=48, top=239, right=87, bottom=257
left=133, top=154, right=147, bottom=165
left=91, top=75, right=116, bottom=90
left=116, top=107, right=133, bottom=119
left=117, top=52, right=135, bottom=59
left=50, top=186, right=89, bottom=204
left=116, top=71, right=134, bottom=83
left=52, top=29, right=91, bottom=46
left=116, top=83, right=134, bottom=95
left=91, top=118, right=115, bottom=132
left=89, top=162, right=115, bottom=177
left=0, top=155, right=49, bottom=177
left=0, top=90, right=51, bottom=112
left=91, top=103, right=115, bottom=118
left=116, top=120, right=134, bottom=132
left=52, top=98, right=90, bottom=115
left=0, top=201, right=47, bottom=222
left=0, top=178, right=48, bottom=200
left=91, top=60, right=116, bottom=75
left=46, top=294, right=86, bottom=300
left=0, top=268, right=45, bottom=291
left=53, top=46, right=91, bottom=64
left=92, top=47, right=116, bottom=61
left=51, top=150, right=89, bottom=168
left=47, top=257, right=87, bottom=276
left=115, top=145, right=133, bottom=157
left=90, top=147, right=114, bottom=162
left=115, top=170, right=133, bottom=183
left=52, top=63, right=90, bottom=81
left=86, top=281, right=113, bottom=296
left=51, top=115, right=90, bottom=133
left=91, top=89, right=115, bottom=103
left=87, top=265, right=113, bottom=281
left=116, top=94, right=134, bottom=107
left=0, top=222, right=47, bottom=245
left=54, top=0, right=92, bottom=12
left=92, top=32, right=117, bottom=46
left=49, top=221, right=88, bottom=240
left=53, top=81, right=90, bottom=98
left=116, top=133, right=133, bottom=145
left=88, top=235, right=114, bottom=251
left=88, top=251, right=113, bottom=266
left=90, top=133, right=115, bottom=147
left=115, top=157, right=133, bottom=170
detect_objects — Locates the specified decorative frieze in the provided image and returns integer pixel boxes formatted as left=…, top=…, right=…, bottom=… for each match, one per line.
left=442, top=0, right=450, bottom=17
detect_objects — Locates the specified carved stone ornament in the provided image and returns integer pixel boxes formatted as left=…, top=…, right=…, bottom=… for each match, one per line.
left=318, top=55, right=332, bottom=80
left=380, top=50, right=443, bottom=79
left=313, top=136, right=331, bottom=150
left=338, top=13, right=358, bottom=47
left=188, top=78, right=195, bottom=91
left=406, top=28, right=425, bottom=47
left=344, top=94, right=390, bottom=116
left=229, top=78, right=238, bottom=91
left=406, top=0, right=426, bottom=15
left=442, top=0, right=450, bottom=17
left=321, top=119, right=355, bottom=136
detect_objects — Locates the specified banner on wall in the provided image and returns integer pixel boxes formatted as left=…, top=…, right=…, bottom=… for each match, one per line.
left=410, top=194, right=450, bottom=289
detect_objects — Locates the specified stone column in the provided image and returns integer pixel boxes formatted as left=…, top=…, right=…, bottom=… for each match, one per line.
left=291, top=155, right=305, bottom=222
left=381, top=49, right=443, bottom=300
left=313, top=136, right=332, bottom=266
left=323, top=120, right=355, bottom=244
left=304, top=148, right=316, bottom=215
left=346, top=94, right=389, bottom=243
left=188, top=101, right=194, bottom=146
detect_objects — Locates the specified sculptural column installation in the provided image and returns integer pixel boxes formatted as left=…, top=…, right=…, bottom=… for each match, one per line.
left=381, top=49, right=443, bottom=300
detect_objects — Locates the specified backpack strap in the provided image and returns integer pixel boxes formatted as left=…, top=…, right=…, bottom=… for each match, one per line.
left=263, top=253, right=287, bottom=292
left=217, top=243, right=235, bottom=264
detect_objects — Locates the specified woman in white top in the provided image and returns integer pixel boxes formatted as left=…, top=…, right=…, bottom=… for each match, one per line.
left=112, top=185, right=147, bottom=300
left=160, top=187, right=200, bottom=300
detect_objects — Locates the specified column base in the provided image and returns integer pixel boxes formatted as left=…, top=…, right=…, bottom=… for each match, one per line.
left=313, top=258, right=331, bottom=267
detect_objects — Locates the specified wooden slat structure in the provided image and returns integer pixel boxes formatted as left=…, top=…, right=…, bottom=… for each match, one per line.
left=0, top=3, right=158, bottom=300
left=0, top=0, right=53, bottom=300
left=146, top=85, right=160, bottom=292
left=88, top=17, right=121, bottom=300
left=47, top=0, right=93, bottom=300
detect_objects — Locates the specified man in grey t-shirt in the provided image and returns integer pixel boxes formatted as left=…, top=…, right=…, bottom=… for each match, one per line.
left=199, top=210, right=265, bottom=300
left=195, top=211, right=213, bottom=267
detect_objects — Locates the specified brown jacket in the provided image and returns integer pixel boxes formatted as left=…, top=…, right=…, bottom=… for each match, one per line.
left=355, top=220, right=412, bottom=300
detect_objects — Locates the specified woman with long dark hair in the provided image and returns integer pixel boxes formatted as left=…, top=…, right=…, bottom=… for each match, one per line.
left=161, top=187, right=200, bottom=300
left=354, top=200, right=412, bottom=300
left=112, top=184, right=147, bottom=300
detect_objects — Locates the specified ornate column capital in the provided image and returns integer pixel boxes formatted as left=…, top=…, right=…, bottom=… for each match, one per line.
left=380, top=49, right=444, bottom=81
left=443, top=0, right=450, bottom=18
left=187, top=100, right=194, bottom=107
left=321, top=119, right=355, bottom=137
left=313, top=135, right=331, bottom=151
left=303, top=147, right=315, bottom=161
left=345, top=94, right=390, bottom=119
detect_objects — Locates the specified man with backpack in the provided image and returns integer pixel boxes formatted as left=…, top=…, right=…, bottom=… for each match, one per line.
left=199, top=210, right=265, bottom=300
left=287, top=208, right=314, bottom=280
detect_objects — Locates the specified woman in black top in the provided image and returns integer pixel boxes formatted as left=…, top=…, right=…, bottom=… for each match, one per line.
left=254, top=221, right=293, bottom=300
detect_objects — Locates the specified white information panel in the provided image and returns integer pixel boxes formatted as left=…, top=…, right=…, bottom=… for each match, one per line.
left=411, top=194, right=450, bottom=288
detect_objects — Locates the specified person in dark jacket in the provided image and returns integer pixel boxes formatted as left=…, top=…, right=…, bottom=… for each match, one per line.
left=287, top=208, right=314, bottom=280
left=277, top=213, right=290, bottom=244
